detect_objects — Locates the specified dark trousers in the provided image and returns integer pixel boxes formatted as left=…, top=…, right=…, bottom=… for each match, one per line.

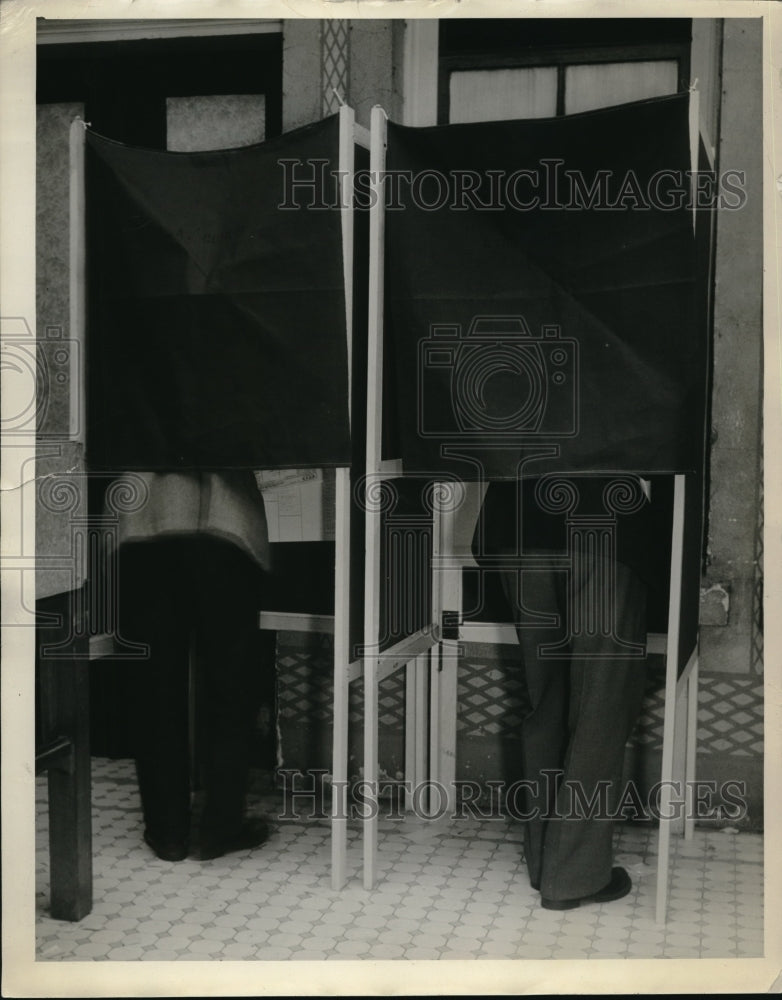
left=500, top=555, right=648, bottom=901
left=118, top=536, right=264, bottom=845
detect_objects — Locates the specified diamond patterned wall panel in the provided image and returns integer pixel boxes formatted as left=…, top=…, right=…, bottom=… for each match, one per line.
left=697, top=677, right=763, bottom=756
left=457, top=655, right=527, bottom=738
left=630, top=675, right=667, bottom=751
left=276, top=634, right=406, bottom=729
left=321, top=20, right=350, bottom=117
left=277, top=636, right=763, bottom=760
left=455, top=654, right=763, bottom=759
left=276, top=641, right=334, bottom=724
left=456, top=654, right=668, bottom=744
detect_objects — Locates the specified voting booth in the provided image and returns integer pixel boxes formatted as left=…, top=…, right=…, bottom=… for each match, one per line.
left=78, top=107, right=369, bottom=893
left=365, top=91, right=710, bottom=922
left=58, top=91, right=710, bottom=922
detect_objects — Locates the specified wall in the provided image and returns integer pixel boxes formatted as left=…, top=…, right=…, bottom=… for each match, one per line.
left=282, top=20, right=321, bottom=132
left=700, top=19, right=764, bottom=677
left=282, top=18, right=401, bottom=132
left=686, top=17, right=764, bottom=824
left=36, top=102, right=88, bottom=601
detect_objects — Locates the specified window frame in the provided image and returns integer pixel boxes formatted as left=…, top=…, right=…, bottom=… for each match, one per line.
left=438, top=32, right=692, bottom=123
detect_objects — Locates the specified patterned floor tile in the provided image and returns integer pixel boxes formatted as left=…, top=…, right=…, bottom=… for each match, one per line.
left=35, top=760, right=764, bottom=962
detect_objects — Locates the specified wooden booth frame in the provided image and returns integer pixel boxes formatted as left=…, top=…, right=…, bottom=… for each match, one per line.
left=256, top=105, right=371, bottom=892
left=359, top=99, right=704, bottom=926
left=66, top=100, right=704, bottom=928
left=78, top=107, right=367, bottom=902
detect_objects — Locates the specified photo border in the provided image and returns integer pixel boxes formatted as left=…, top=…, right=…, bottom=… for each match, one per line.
left=2, top=1, right=780, bottom=995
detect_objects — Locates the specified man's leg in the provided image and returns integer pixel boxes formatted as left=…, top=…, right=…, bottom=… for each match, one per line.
left=194, top=539, right=267, bottom=852
left=118, top=540, right=192, bottom=853
left=501, top=563, right=570, bottom=891
left=538, top=560, right=648, bottom=902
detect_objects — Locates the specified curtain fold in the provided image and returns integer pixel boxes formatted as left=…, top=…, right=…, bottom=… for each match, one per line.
left=385, top=93, right=707, bottom=481
left=86, top=115, right=350, bottom=470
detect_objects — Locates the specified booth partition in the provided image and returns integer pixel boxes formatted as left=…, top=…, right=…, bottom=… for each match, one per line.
left=55, top=93, right=710, bottom=922
left=368, top=90, right=710, bottom=923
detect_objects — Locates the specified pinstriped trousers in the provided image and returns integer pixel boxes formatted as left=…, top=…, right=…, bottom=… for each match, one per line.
left=500, top=554, right=648, bottom=901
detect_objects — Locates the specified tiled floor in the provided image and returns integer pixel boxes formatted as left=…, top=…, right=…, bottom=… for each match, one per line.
left=36, top=758, right=764, bottom=961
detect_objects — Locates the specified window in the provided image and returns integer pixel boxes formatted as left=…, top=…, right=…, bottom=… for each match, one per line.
left=37, top=30, right=282, bottom=147
left=438, top=18, right=691, bottom=123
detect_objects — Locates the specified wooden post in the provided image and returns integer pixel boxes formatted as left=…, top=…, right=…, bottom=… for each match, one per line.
left=433, top=493, right=459, bottom=819
left=404, top=662, right=418, bottom=813
left=38, top=117, right=93, bottom=922
left=38, top=587, right=92, bottom=921
left=684, top=657, right=700, bottom=841
left=331, top=105, right=356, bottom=890
left=69, top=118, right=87, bottom=445
left=362, top=106, right=388, bottom=888
left=656, top=474, right=686, bottom=925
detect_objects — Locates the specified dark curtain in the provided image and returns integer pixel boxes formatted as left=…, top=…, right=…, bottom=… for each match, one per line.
left=86, top=115, right=350, bottom=471
left=385, top=93, right=707, bottom=481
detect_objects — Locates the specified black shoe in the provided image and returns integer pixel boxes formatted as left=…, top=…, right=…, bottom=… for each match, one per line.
left=143, top=830, right=189, bottom=862
left=198, top=817, right=270, bottom=861
left=540, top=866, right=632, bottom=910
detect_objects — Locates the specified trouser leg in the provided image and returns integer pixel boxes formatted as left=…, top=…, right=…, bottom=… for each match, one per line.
left=501, top=565, right=569, bottom=891
left=118, top=541, right=191, bottom=844
left=194, top=539, right=264, bottom=843
left=539, top=560, right=648, bottom=900
left=502, top=557, right=647, bottom=899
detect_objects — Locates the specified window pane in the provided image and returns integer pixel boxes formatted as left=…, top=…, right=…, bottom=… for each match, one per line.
left=449, top=67, right=558, bottom=123
left=166, top=94, right=266, bottom=152
left=565, top=60, right=678, bottom=115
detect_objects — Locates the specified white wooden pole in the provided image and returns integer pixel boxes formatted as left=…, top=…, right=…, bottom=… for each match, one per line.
left=684, top=656, right=699, bottom=841
left=434, top=493, right=460, bottom=819
left=362, top=106, right=388, bottom=889
left=365, top=106, right=387, bottom=480
left=69, top=118, right=87, bottom=446
left=689, top=85, right=700, bottom=234
left=330, top=105, right=355, bottom=890
left=428, top=490, right=445, bottom=819
left=404, top=662, right=417, bottom=812
left=685, top=80, right=704, bottom=844
left=413, top=652, right=428, bottom=814
left=656, top=473, right=686, bottom=925
left=427, top=647, right=439, bottom=818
